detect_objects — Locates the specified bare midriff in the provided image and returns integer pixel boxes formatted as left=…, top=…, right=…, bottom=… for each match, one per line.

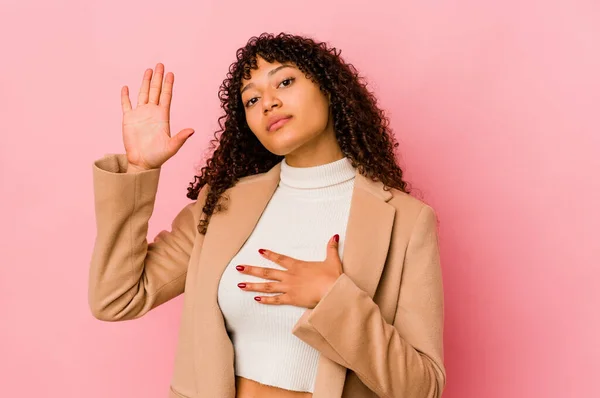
left=235, top=376, right=313, bottom=398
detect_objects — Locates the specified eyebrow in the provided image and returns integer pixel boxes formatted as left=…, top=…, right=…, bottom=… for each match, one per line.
left=240, top=64, right=294, bottom=96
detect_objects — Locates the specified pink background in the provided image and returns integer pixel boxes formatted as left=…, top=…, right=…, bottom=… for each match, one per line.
left=1, top=0, right=598, bottom=397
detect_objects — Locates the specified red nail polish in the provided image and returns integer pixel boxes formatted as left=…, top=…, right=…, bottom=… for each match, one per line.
left=236, top=265, right=245, bottom=271
left=238, top=283, right=246, bottom=288
left=258, top=249, right=266, bottom=254
left=254, top=297, right=261, bottom=301
left=333, top=234, right=339, bottom=242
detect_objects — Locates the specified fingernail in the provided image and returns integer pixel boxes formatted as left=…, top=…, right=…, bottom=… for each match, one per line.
left=237, top=283, right=246, bottom=288
left=333, top=234, right=339, bottom=243
left=258, top=249, right=266, bottom=254
left=254, top=297, right=261, bottom=301
left=236, top=265, right=245, bottom=271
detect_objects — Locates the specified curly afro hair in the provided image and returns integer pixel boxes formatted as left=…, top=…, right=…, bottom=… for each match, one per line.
left=187, top=32, right=412, bottom=235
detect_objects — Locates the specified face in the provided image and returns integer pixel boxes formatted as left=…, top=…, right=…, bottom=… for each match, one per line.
left=240, top=56, right=339, bottom=165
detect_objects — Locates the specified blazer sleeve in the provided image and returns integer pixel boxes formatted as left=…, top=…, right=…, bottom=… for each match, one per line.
left=88, top=153, right=207, bottom=322
left=291, top=204, right=446, bottom=398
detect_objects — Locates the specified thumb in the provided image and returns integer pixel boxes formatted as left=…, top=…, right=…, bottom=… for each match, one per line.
left=326, top=234, right=340, bottom=261
left=169, top=128, right=195, bottom=153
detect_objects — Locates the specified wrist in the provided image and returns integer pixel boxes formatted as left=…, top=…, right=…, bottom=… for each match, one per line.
left=126, top=163, right=152, bottom=173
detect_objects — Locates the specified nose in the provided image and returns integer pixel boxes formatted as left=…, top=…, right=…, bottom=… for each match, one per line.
left=262, top=92, right=281, bottom=112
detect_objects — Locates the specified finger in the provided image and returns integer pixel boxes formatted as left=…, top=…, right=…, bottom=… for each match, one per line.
left=167, top=128, right=195, bottom=155
left=254, top=294, right=288, bottom=305
left=258, top=249, right=295, bottom=269
left=327, top=234, right=340, bottom=259
left=148, top=63, right=164, bottom=105
left=159, top=71, right=174, bottom=110
left=137, top=68, right=152, bottom=107
left=236, top=265, right=287, bottom=281
left=121, top=86, right=132, bottom=112
left=239, top=281, right=285, bottom=293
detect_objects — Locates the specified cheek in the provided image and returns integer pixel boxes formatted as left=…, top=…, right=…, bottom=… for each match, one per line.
left=244, top=110, right=262, bottom=135
left=298, top=92, right=330, bottom=130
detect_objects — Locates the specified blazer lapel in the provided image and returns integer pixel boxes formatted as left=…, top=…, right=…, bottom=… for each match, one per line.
left=295, top=171, right=396, bottom=398
left=191, top=160, right=395, bottom=398
left=191, top=162, right=283, bottom=396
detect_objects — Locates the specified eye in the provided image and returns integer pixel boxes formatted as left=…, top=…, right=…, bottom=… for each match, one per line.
left=279, top=77, right=295, bottom=88
left=244, top=77, right=296, bottom=108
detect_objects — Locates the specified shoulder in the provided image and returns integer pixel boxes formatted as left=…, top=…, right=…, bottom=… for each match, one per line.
left=385, top=187, right=439, bottom=237
left=187, top=170, right=271, bottom=213
left=387, top=187, right=435, bottom=216
left=235, top=172, right=270, bottom=185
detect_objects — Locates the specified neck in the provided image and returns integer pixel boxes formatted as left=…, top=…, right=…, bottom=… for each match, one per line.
left=283, top=119, right=343, bottom=167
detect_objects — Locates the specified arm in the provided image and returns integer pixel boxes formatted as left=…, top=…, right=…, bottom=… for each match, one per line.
left=88, top=153, right=207, bottom=321
left=292, top=205, right=446, bottom=398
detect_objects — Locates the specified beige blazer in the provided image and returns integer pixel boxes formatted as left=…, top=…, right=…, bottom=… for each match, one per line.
left=88, top=153, right=446, bottom=398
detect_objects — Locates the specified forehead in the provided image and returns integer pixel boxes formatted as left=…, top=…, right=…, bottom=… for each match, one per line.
left=242, top=57, right=294, bottom=82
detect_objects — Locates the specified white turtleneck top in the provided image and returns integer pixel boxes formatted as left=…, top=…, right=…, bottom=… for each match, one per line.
left=216, top=156, right=358, bottom=393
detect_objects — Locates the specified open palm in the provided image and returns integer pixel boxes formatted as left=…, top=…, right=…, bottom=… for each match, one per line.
left=121, top=63, right=194, bottom=170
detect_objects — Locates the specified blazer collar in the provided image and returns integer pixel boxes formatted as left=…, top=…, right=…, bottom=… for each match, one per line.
left=192, top=159, right=396, bottom=397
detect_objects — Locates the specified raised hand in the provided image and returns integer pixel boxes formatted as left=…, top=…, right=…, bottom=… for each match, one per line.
left=120, top=63, right=195, bottom=171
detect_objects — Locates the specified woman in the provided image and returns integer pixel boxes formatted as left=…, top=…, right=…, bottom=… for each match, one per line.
left=89, top=32, right=446, bottom=398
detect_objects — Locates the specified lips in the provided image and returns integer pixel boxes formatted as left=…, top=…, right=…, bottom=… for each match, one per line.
left=267, top=116, right=292, bottom=132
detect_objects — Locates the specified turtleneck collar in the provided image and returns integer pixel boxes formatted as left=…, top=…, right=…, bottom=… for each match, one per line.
left=279, top=156, right=357, bottom=189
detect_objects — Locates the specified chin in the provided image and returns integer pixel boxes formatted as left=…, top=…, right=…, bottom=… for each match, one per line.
left=257, top=129, right=304, bottom=156
left=262, top=142, right=298, bottom=157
